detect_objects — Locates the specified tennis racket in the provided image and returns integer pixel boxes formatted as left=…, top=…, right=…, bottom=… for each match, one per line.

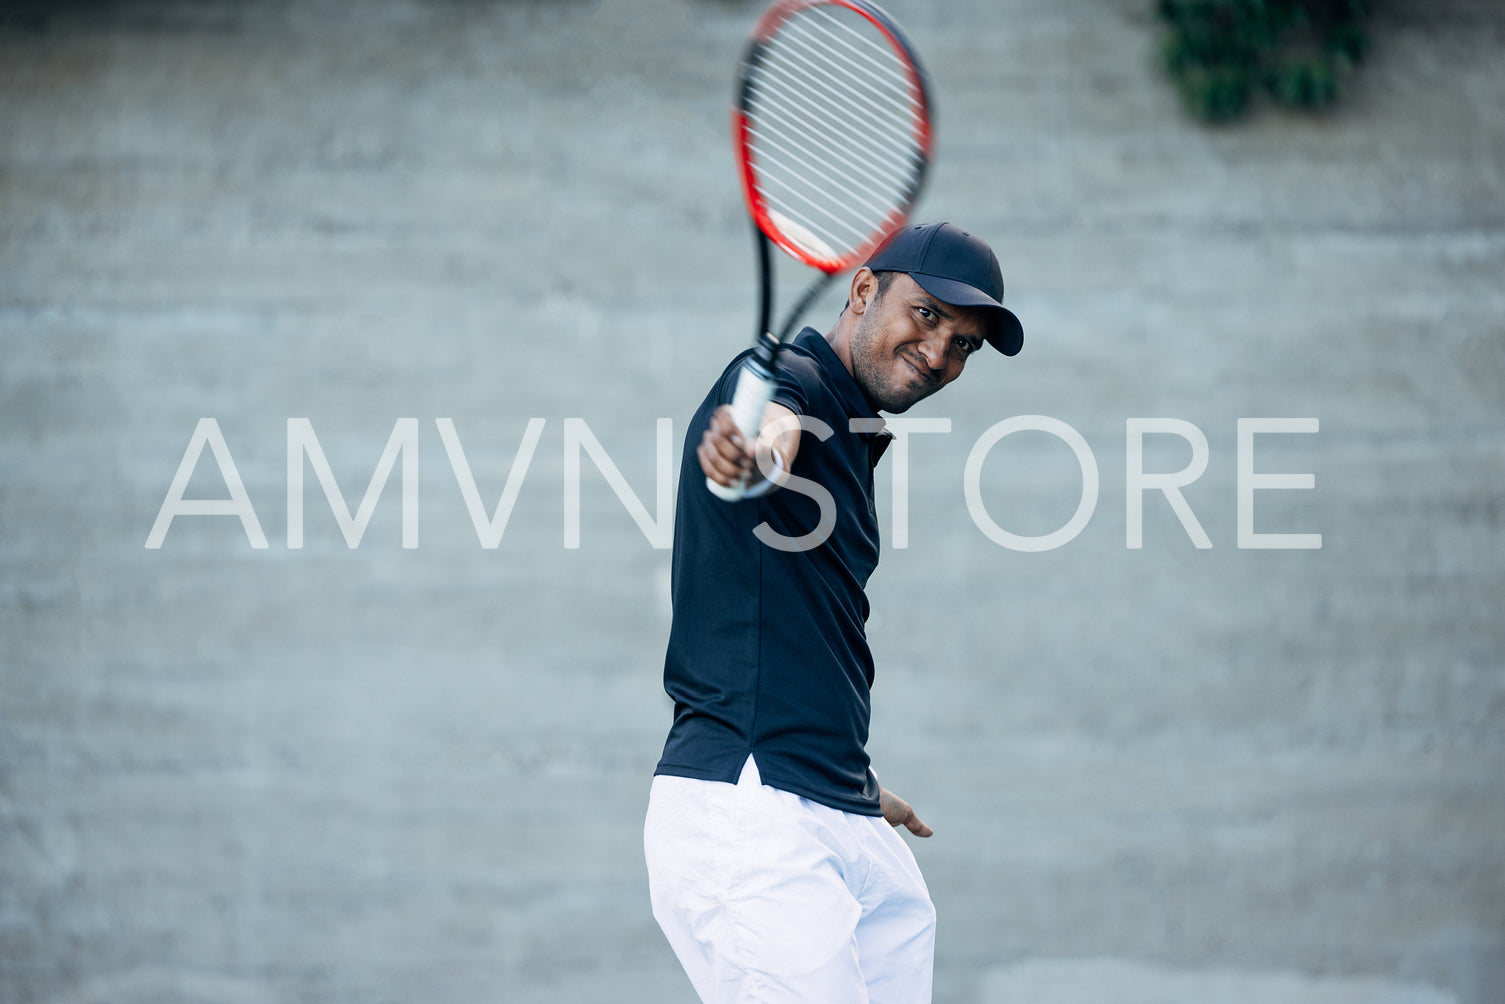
left=707, top=0, right=934, bottom=501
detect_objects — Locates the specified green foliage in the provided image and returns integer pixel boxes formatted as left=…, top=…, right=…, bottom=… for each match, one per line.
left=1157, top=0, right=1373, bottom=122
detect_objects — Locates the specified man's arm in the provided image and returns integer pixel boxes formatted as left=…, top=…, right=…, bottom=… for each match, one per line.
left=698, top=401, right=802, bottom=492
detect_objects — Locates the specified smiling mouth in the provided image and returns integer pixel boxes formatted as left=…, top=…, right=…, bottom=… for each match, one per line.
left=900, top=353, right=938, bottom=385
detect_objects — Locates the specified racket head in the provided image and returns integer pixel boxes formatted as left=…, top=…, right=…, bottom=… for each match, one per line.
left=734, top=0, right=933, bottom=276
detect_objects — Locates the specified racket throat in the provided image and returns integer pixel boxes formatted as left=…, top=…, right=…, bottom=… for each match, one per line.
left=751, top=329, right=781, bottom=370
left=775, top=272, right=835, bottom=343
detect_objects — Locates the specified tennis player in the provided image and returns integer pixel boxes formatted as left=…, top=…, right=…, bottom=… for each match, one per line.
left=645, top=222, right=1024, bottom=1003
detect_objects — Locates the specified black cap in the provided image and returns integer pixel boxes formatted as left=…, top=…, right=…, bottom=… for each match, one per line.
left=864, top=222, right=1023, bottom=356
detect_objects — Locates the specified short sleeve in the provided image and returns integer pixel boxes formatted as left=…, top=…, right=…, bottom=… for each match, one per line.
left=769, top=348, right=819, bottom=418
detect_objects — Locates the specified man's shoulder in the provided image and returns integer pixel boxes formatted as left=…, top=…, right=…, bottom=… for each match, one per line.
left=776, top=331, right=841, bottom=408
left=778, top=344, right=825, bottom=387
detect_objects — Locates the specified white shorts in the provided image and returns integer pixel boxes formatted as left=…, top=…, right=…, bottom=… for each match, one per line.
left=644, top=756, right=936, bottom=1004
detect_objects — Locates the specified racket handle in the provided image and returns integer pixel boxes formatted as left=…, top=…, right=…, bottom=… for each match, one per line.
left=706, top=349, right=776, bottom=502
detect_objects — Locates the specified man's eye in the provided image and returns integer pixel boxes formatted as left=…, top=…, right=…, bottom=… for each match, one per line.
left=916, top=307, right=934, bottom=321
left=955, top=338, right=977, bottom=355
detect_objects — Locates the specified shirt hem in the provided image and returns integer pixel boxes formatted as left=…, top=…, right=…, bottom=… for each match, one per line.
left=654, top=760, right=884, bottom=818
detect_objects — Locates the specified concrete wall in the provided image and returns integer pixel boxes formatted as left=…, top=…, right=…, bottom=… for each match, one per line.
left=1, top=1, right=1501, bottom=1002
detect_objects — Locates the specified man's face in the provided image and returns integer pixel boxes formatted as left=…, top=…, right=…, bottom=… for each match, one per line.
left=849, top=271, right=987, bottom=413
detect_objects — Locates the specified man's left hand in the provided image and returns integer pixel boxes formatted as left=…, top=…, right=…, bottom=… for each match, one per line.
left=879, top=787, right=933, bottom=838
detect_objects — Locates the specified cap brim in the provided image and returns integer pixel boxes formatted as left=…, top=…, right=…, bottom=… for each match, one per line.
left=908, top=272, right=1024, bottom=357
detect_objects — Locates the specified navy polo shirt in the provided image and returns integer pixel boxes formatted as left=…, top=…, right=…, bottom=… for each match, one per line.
left=655, top=327, right=892, bottom=816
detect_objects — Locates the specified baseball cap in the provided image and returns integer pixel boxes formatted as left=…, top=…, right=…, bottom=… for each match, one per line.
left=864, top=222, right=1024, bottom=356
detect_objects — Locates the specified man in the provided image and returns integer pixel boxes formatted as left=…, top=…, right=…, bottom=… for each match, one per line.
left=645, top=222, right=1024, bottom=1003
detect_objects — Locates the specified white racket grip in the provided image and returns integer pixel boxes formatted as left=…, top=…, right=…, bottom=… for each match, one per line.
left=705, top=359, right=776, bottom=501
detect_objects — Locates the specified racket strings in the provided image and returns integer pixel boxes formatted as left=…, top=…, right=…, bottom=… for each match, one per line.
left=750, top=18, right=918, bottom=207
left=753, top=43, right=915, bottom=191
left=749, top=78, right=910, bottom=217
left=780, top=10, right=919, bottom=126
left=743, top=3, right=926, bottom=263
left=776, top=21, right=913, bottom=120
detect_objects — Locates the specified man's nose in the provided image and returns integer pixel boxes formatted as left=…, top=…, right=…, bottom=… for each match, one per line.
left=917, top=334, right=947, bottom=372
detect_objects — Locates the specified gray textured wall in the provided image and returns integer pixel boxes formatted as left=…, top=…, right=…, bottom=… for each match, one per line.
left=1, top=1, right=1501, bottom=1002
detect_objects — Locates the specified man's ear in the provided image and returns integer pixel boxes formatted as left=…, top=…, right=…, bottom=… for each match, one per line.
left=847, top=267, right=878, bottom=316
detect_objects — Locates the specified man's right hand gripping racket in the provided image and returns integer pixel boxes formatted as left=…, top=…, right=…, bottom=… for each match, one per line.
left=707, top=0, right=934, bottom=501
